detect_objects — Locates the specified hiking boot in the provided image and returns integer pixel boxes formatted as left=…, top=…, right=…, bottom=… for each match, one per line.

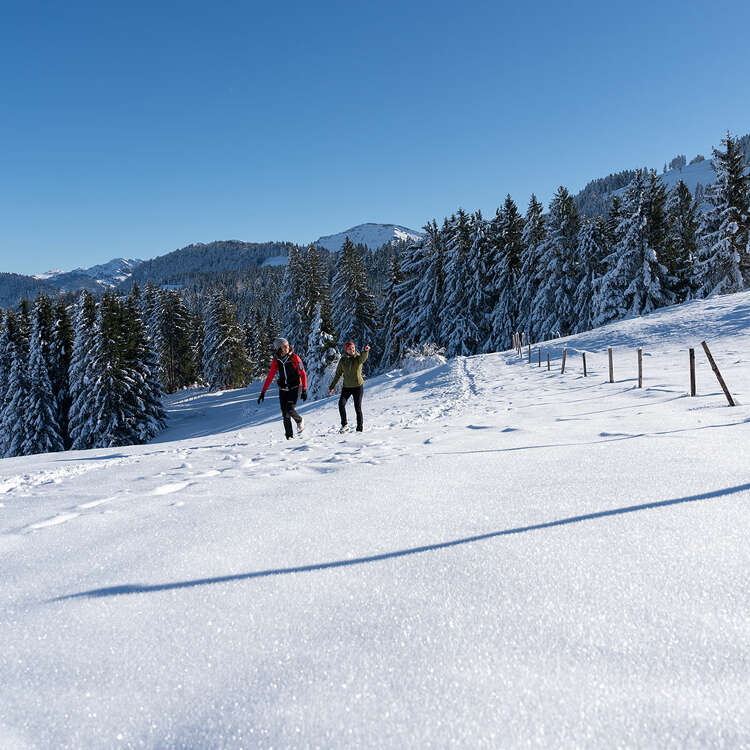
left=297, top=418, right=305, bottom=435
left=339, top=424, right=350, bottom=433
left=356, top=425, right=363, bottom=432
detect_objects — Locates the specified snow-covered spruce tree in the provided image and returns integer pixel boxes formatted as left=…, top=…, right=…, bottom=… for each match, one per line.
left=202, top=291, right=251, bottom=391
left=465, top=211, right=492, bottom=351
left=299, top=243, right=333, bottom=358
left=574, top=218, right=609, bottom=332
left=280, top=245, right=308, bottom=352
left=24, top=307, right=64, bottom=455
left=0, top=310, right=17, bottom=456
left=517, top=194, right=546, bottom=342
left=68, top=291, right=99, bottom=450
left=305, top=303, right=339, bottom=399
left=440, top=210, right=482, bottom=356
left=665, top=180, right=700, bottom=302
left=393, top=221, right=446, bottom=351
left=153, top=290, right=194, bottom=393
left=615, top=169, right=674, bottom=317
left=86, top=293, right=139, bottom=448
left=122, top=293, right=167, bottom=442
left=592, top=195, right=627, bottom=327
left=2, top=308, right=32, bottom=457
left=695, top=132, right=750, bottom=296
left=50, top=299, right=74, bottom=448
left=533, top=186, right=581, bottom=338
left=189, top=310, right=205, bottom=384
left=331, top=236, right=377, bottom=348
left=377, top=254, right=406, bottom=370
left=486, top=195, right=525, bottom=351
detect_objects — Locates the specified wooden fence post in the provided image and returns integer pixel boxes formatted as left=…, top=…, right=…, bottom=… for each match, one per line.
left=528, top=341, right=531, bottom=363
left=701, top=341, right=735, bottom=406
left=608, top=347, right=614, bottom=383
left=561, top=348, right=567, bottom=374
left=689, top=348, right=696, bottom=396
left=638, top=348, right=643, bottom=388
left=538, top=348, right=541, bottom=367
left=582, top=352, right=587, bottom=377
left=547, top=352, right=550, bottom=371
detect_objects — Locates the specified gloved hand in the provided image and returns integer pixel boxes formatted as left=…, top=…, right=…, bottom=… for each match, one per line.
left=301, top=389, right=307, bottom=401
left=257, top=391, right=265, bottom=405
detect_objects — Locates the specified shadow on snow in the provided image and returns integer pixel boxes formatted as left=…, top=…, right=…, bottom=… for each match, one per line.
left=52, top=481, right=750, bottom=602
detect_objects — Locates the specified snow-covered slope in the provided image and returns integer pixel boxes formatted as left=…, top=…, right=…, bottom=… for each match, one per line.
left=34, top=257, right=144, bottom=292
left=314, top=222, right=424, bottom=252
left=2, top=292, right=750, bottom=747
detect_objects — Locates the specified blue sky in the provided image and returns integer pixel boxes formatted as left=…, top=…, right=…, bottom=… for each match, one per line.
left=1, top=0, right=749, bottom=275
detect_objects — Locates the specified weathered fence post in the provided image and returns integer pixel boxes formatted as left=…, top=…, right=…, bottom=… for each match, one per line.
left=689, top=348, right=696, bottom=397
left=528, top=341, right=531, bottom=363
left=547, top=352, right=550, bottom=371
left=608, top=347, right=614, bottom=383
left=582, top=352, right=587, bottom=377
left=538, top=348, right=541, bottom=367
left=701, top=341, right=735, bottom=406
left=638, top=348, right=643, bottom=388
left=561, top=348, right=567, bottom=374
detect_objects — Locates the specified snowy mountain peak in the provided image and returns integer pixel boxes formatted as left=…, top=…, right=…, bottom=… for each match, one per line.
left=33, top=257, right=144, bottom=292
left=313, top=223, right=424, bottom=252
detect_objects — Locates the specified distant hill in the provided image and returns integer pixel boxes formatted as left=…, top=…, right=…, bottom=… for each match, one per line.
left=0, top=273, right=59, bottom=309
left=575, top=132, right=750, bottom=217
left=313, top=223, right=424, bottom=253
left=36, top=258, right=144, bottom=293
left=124, top=240, right=296, bottom=288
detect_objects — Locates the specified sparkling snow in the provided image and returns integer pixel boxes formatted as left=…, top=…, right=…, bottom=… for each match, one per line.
left=2, top=292, right=750, bottom=748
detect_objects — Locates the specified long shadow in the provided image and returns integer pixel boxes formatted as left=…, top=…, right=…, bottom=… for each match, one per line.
left=52, top=482, right=750, bottom=601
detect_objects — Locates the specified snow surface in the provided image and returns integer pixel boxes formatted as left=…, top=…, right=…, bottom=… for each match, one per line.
left=3, top=292, right=750, bottom=748
left=260, top=255, right=289, bottom=267
left=314, top=223, right=424, bottom=252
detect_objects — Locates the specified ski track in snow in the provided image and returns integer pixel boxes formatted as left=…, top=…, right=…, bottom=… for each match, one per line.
left=2, top=291, right=750, bottom=748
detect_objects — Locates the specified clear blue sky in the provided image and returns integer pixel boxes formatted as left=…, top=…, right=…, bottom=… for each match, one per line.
left=2, top=0, right=749, bottom=275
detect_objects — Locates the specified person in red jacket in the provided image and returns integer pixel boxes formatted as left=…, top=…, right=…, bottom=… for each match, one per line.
left=257, top=337, right=308, bottom=439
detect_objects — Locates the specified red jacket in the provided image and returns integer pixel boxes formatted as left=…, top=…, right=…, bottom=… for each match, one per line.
left=261, top=352, right=307, bottom=394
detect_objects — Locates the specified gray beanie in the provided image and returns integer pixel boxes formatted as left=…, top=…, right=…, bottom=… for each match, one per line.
left=273, top=337, right=289, bottom=350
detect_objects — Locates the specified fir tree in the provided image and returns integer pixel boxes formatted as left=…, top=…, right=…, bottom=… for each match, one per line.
left=305, top=303, right=339, bottom=399
left=203, top=291, right=251, bottom=391
left=574, top=218, right=608, bottom=332
left=665, top=180, right=700, bottom=302
left=377, top=255, right=406, bottom=370
left=280, top=246, right=308, bottom=352
left=517, top=194, right=546, bottom=341
left=331, top=237, right=378, bottom=348
left=486, top=195, right=524, bottom=351
left=24, top=309, right=64, bottom=454
left=440, top=210, right=481, bottom=356
left=595, top=169, right=674, bottom=322
left=533, top=187, right=581, bottom=338
left=50, top=300, right=74, bottom=448
left=696, top=132, right=750, bottom=296
left=68, top=291, right=99, bottom=450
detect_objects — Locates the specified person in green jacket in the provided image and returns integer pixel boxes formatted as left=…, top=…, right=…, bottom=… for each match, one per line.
left=328, top=341, right=370, bottom=433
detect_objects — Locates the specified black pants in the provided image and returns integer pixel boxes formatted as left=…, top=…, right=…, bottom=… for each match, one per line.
left=279, top=387, right=302, bottom=438
left=339, top=386, right=363, bottom=430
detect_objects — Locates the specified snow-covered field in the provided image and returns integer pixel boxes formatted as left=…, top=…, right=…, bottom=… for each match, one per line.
left=2, top=292, right=750, bottom=749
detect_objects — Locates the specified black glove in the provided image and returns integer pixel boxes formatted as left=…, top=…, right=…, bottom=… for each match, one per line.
left=257, top=391, right=265, bottom=405
left=301, top=388, right=307, bottom=401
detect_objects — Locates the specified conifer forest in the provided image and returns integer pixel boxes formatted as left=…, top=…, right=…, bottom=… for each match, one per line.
left=2, top=131, right=749, bottom=458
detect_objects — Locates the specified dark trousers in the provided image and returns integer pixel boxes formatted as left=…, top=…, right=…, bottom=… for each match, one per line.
left=339, top=386, right=363, bottom=430
left=279, top=387, right=302, bottom=438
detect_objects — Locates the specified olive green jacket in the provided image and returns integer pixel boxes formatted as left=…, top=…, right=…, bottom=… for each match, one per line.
left=329, top=350, right=369, bottom=390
